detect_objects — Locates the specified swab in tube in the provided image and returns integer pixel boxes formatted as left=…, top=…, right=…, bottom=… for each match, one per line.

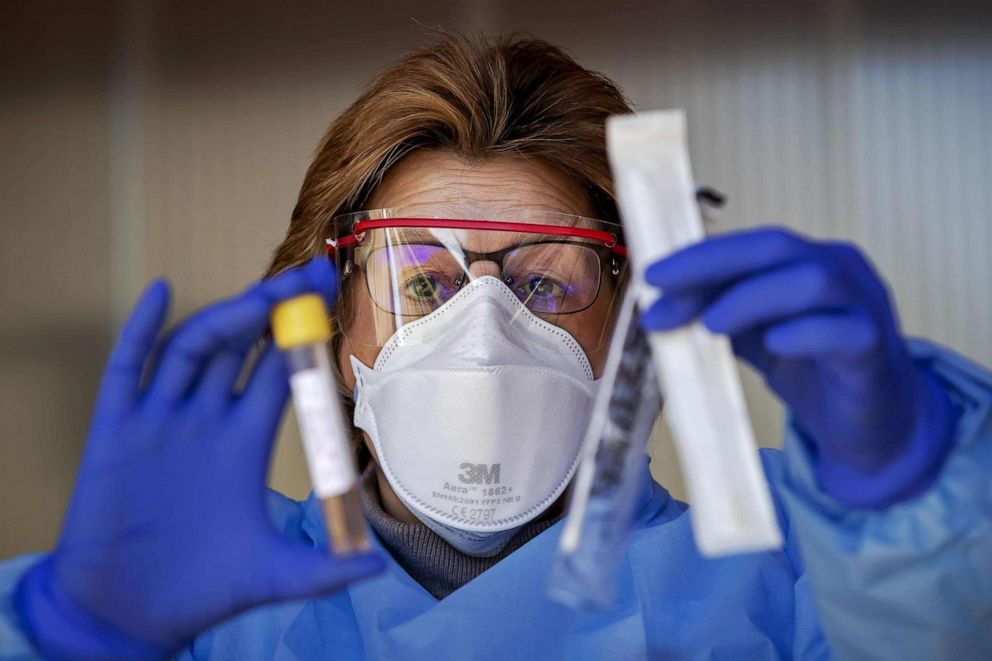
left=606, top=110, right=782, bottom=556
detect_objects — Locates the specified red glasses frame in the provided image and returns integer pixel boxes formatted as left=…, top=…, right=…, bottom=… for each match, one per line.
left=326, top=218, right=628, bottom=257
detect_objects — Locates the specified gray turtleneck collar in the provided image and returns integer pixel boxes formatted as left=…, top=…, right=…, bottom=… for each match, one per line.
left=358, top=468, right=563, bottom=600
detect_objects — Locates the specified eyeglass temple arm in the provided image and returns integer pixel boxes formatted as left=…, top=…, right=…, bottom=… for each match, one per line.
left=695, top=186, right=726, bottom=208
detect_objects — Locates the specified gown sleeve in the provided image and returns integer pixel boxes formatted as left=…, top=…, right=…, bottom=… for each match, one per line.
left=777, top=339, right=992, bottom=659
left=0, top=553, right=43, bottom=659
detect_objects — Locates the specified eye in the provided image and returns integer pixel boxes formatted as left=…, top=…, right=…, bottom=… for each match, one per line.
left=521, top=275, right=564, bottom=298
left=510, top=274, right=569, bottom=314
left=404, top=274, right=441, bottom=300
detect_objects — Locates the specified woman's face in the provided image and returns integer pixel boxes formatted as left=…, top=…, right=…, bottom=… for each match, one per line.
left=335, top=150, right=620, bottom=390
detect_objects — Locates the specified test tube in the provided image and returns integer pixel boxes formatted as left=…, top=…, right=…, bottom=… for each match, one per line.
left=271, top=294, right=369, bottom=555
left=549, top=288, right=661, bottom=609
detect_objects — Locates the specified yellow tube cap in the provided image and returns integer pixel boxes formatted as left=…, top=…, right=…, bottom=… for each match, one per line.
left=271, top=294, right=332, bottom=349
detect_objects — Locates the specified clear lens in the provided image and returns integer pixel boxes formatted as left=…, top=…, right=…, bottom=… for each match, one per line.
left=504, top=242, right=602, bottom=314
left=366, top=242, right=462, bottom=317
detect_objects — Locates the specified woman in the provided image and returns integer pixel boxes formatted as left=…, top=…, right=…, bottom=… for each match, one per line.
left=2, top=33, right=990, bottom=660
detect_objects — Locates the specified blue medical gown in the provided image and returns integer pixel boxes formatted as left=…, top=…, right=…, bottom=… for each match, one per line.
left=1, top=340, right=990, bottom=659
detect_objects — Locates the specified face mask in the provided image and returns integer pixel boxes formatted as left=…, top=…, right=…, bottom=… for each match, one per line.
left=351, top=275, right=598, bottom=557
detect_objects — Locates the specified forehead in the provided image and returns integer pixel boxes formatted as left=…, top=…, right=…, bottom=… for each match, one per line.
left=365, top=150, right=596, bottom=219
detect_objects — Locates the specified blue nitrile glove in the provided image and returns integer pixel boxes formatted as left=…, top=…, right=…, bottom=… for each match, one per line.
left=640, top=227, right=958, bottom=509
left=13, top=258, right=384, bottom=660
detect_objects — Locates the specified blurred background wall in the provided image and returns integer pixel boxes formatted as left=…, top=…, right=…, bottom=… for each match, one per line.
left=2, top=0, right=990, bottom=557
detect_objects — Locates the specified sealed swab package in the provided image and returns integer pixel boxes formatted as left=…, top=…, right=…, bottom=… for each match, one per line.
left=607, top=110, right=782, bottom=556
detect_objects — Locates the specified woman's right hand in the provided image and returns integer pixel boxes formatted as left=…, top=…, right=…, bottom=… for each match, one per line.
left=13, top=258, right=384, bottom=659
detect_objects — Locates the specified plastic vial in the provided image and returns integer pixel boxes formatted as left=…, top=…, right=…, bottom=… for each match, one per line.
left=271, top=293, right=369, bottom=555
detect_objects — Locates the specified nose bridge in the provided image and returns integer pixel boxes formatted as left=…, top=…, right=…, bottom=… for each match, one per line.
left=468, top=259, right=500, bottom=279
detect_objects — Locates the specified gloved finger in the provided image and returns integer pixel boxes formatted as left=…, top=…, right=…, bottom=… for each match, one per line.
left=232, top=343, right=290, bottom=475
left=700, top=260, right=854, bottom=335
left=147, top=259, right=334, bottom=404
left=195, top=348, right=245, bottom=411
left=730, top=327, right=776, bottom=374
left=95, top=279, right=171, bottom=417
left=827, top=242, right=896, bottom=318
left=644, top=227, right=815, bottom=292
left=255, top=540, right=385, bottom=605
left=639, top=290, right=712, bottom=331
left=304, top=256, right=339, bottom=309
left=270, top=256, right=338, bottom=309
left=762, top=311, right=880, bottom=358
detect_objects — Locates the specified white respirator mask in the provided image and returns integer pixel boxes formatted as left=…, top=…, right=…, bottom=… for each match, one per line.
left=351, top=275, right=598, bottom=557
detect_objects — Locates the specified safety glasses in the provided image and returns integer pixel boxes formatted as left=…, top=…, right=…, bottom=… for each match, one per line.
left=328, top=209, right=629, bottom=349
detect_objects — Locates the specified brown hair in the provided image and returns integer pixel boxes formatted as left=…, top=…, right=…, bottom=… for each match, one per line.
left=264, top=30, right=633, bottom=464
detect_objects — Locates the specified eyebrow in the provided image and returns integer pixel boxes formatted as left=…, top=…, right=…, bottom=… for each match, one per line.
left=364, top=227, right=443, bottom=250
left=390, top=228, right=442, bottom=244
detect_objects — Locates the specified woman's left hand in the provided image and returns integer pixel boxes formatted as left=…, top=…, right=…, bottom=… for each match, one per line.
left=640, top=227, right=957, bottom=508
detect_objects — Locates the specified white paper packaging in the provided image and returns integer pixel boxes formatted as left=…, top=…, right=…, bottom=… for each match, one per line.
left=606, top=109, right=782, bottom=556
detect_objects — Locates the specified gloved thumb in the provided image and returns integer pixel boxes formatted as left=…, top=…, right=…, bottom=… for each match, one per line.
left=255, top=540, right=386, bottom=605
